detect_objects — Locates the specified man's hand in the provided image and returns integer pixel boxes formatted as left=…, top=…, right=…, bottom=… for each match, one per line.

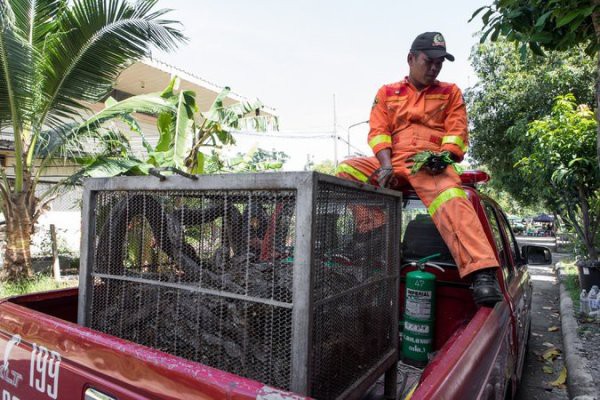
left=375, top=166, right=394, bottom=188
left=424, top=153, right=449, bottom=175
left=374, top=149, right=394, bottom=188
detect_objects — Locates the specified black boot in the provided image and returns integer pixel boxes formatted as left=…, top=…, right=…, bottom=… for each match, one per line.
left=471, top=268, right=503, bottom=307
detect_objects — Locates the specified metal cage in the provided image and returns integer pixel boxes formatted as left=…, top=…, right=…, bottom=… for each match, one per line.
left=78, top=172, right=401, bottom=399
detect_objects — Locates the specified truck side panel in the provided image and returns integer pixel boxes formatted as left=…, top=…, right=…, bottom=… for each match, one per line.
left=0, top=300, right=306, bottom=400
left=411, top=305, right=513, bottom=399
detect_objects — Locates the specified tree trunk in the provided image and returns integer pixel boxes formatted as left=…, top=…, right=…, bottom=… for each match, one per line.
left=596, top=48, right=600, bottom=169
left=578, top=185, right=598, bottom=260
left=561, top=193, right=596, bottom=260
left=0, top=191, right=35, bottom=281
left=593, top=2, right=600, bottom=168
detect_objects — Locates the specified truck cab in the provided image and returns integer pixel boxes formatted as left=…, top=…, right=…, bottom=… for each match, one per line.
left=388, top=171, right=539, bottom=399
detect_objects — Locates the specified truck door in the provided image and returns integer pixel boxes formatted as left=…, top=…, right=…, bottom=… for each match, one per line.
left=496, top=209, right=532, bottom=380
left=483, top=203, right=529, bottom=383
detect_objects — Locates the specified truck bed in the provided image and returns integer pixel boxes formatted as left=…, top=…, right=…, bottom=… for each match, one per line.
left=7, top=289, right=414, bottom=399
left=2, top=174, right=533, bottom=400
left=2, top=281, right=507, bottom=400
left=1, top=288, right=306, bottom=400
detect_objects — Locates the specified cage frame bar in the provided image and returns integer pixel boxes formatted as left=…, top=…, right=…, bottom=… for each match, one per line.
left=77, top=172, right=402, bottom=399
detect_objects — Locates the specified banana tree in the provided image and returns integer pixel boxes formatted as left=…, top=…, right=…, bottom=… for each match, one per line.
left=204, top=147, right=289, bottom=173
left=186, top=86, right=277, bottom=174
left=0, top=0, right=185, bottom=281
left=73, top=77, right=276, bottom=179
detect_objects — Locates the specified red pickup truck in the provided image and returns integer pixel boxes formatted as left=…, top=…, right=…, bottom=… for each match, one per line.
left=0, top=171, right=551, bottom=400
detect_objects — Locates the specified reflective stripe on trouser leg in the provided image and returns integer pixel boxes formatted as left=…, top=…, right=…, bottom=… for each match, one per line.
left=336, top=163, right=369, bottom=182
left=431, top=196, right=498, bottom=277
left=407, top=171, right=498, bottom=278
left=428, top=188, right=467, bottom=216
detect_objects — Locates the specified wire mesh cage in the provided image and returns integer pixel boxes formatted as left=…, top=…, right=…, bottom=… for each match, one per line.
left=78, top=172, right=401, bottom=399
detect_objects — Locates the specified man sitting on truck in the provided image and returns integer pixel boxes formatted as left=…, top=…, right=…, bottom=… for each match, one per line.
left=336, top=32, right=503, bottom=306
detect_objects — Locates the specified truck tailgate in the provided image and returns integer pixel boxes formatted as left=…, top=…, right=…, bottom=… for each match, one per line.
left=0, top=299, right=306, bottom=400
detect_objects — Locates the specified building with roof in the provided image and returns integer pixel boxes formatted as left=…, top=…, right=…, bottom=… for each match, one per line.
left=0, top=59, right=277, bottom=257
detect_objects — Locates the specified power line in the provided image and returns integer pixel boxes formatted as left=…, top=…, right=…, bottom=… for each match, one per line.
left=232, top=130, right=368, bottom=155
left=232, top=131, right=335, bottom=139
left=336, top=136, right=367, bottom=156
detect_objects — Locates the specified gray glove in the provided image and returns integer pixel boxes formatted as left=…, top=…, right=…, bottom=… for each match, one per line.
left=375, top=166, right=394, bottom=188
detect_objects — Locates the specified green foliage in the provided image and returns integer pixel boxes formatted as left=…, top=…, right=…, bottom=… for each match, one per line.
left=471, top=1, right=599, bottom=56
left=73, top=77, right=273, bottom=179
left=518, top=94, right=599, bottom=259
left=310, top=159, right=337, bottom=175
left=560, top=260, right=581, bottom=307
left=465, top=40, right=595, bottom=205
left=0, top=274, right=78, bottom=298
left=186, top=87, right=276, bottom=174
left=0, top=0, right=185, bottom=190
left=408, top=151, right=462, bottom=175
left=0, top=0, right=185, bottom=280
left=472, top=1, right=600, bottom=170
left=478, top=184, right=544, bottom=216
left=205, top=147, right=289, bottom=173
left=522, top=95, right=597, bottom=187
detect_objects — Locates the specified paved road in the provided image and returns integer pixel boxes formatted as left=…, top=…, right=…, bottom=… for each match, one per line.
left=515, top=253, right=568, bottom=400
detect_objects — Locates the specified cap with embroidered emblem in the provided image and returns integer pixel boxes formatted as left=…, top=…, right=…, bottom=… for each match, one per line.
left=410, top=32, right=455, bottom=62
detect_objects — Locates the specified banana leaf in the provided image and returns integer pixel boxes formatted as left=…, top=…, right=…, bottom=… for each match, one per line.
left=408, top=151, right=463, bottom=175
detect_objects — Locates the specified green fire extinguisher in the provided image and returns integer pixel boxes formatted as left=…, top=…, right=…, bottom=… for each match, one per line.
left=401, top=253, right=445, bottom=367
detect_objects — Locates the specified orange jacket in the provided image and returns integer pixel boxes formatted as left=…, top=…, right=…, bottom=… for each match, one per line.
left=368, top=78, right=468, bottom=161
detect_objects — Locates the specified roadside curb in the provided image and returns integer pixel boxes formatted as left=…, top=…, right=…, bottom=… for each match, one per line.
left=555, top=262, right=598, bottom=399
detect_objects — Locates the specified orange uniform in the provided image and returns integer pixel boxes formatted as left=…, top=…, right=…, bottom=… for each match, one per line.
left=337, top=78, right=497, bottom=277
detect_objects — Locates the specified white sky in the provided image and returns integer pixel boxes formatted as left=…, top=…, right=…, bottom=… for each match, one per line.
left=155, top=1, right=486, bottom=170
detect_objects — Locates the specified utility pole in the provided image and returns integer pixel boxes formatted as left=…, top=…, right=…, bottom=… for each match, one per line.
left=333, top=94, right=338, bottom=166
left=347, top=120, right=369, bottom=157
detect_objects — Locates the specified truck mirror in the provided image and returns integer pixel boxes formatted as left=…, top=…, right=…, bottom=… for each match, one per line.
left=522, top=245, right=552, bottom=265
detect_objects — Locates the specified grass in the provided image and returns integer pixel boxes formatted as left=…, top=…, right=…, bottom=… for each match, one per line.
left=0, top=273, right=78, bottom=299
left=560, top=258, right=581, bottom=310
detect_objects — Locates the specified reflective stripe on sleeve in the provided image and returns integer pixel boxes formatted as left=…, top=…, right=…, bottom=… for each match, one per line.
left=336, top=163, right=369, bottom=182
left=428, top=188, right=467, bottom=216
left=441, top=136, right=468, bottom=152
left=368, top=134, right=392, bottom=149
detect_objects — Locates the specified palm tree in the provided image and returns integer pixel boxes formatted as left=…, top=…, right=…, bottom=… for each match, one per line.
left=0, top=0, right=185, bottom=281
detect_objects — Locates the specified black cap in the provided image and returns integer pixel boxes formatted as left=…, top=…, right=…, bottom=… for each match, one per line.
left=410, top=32, right=455, bottom=62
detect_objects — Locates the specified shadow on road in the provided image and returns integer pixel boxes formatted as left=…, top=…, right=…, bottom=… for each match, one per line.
left=515, top=252, right=569, bottom=400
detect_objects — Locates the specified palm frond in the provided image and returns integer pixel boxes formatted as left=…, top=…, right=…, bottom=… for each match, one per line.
left=55, top=154, right=148, bottom=190
left=236, top=114, right=279, bottom=131
left=38, top=0, right=186, bottom=127
left=7, top=0, right=66, bottom=45
left=201, top=88, right=268, bottom=131
left=0, top=1, right=35, bottom=129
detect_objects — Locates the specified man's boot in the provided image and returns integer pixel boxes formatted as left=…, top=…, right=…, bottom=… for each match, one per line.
left=471, top=268, right=503, bottom=307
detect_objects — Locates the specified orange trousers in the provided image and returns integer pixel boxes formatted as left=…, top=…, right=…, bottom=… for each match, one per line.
left=336, top=156, right=498, bottom=278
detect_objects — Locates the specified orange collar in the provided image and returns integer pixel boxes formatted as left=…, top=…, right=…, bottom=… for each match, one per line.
left=403, top=76, right=440, bottom=92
